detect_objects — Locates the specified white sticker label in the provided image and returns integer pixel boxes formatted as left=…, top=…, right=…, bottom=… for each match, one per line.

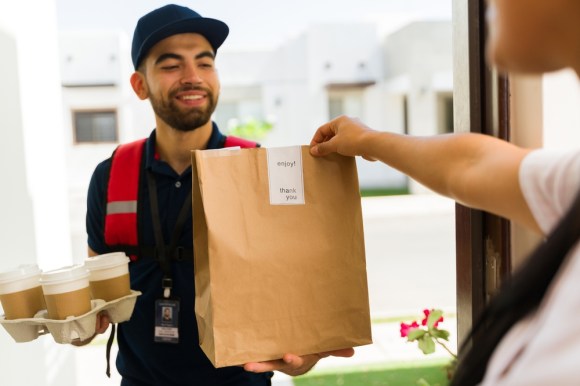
left=266, top=146, right=305, bottom=205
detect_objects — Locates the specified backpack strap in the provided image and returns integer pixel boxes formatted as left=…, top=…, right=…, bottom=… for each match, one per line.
left=102, top=138, right=146, bottom=378
left=104, top=135, right=257, bottom=262
left=104, top=138, right=147, bottom=261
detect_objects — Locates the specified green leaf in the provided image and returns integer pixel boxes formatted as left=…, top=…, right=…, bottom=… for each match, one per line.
left=431, top=328, right=450, bottom=341
left=418, top=335, right=436, bottom=355
left=407, top=328, right=426, bottom=341
left=427, top=309, right=444, bottom=330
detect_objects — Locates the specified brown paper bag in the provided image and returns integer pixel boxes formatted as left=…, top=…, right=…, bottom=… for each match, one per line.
left=191, top=145, right=372, bottom=368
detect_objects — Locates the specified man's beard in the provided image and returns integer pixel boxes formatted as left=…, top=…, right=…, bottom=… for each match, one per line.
left=149, top=86, right=217, bottom=132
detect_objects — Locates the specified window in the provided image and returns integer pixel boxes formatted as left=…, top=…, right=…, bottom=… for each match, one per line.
left=213, top=101, right=238, bottom=131
left=403, top=95, right=410, bottom=135
left=437, top=93, right=454, bottom=134
left=327, top=90, right=363, bottom=120
left=328, top=96, right=343, bottom=119
left=73, top=109, right=118, bottom=143
left=213, top=98, right=274, bottom=141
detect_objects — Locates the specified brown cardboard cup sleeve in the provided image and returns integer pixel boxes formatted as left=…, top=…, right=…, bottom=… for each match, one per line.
left=191, top=145, right=372, bottom=368
left=0, top=290, right=141, bottom=343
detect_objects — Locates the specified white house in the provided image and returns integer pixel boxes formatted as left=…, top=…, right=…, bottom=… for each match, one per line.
left=55, top=20, right=455, bottom=265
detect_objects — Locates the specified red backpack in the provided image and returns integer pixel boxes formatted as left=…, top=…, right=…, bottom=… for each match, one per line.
left=104, top=136, right=258, bottom=261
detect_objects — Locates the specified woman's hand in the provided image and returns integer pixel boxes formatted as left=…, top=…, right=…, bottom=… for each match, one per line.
left=310, top=115, right=378, bottom=161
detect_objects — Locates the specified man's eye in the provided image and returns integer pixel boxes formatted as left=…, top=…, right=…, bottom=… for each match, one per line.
left=161, top=65, right=179, bottom=70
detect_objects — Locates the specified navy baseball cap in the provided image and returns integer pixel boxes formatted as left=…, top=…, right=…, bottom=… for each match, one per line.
left=131, top=4, right=229, bottom=69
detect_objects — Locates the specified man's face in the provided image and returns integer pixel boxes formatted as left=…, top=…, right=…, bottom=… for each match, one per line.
left=138, top=33, right=220, bottom=132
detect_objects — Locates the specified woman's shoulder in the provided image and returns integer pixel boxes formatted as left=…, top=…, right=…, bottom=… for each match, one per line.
left=520, top=148, right=580, bottom=233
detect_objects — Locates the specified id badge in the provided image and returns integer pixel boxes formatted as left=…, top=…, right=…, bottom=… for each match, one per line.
left=154, top=298, right=180, bottom=343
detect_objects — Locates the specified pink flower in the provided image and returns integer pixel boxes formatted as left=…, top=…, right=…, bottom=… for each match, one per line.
left=400, top=309, right=457, bottom=364
left=421, top=309, right=444, bottom=327
left=400, top=321, right=420, bottom=337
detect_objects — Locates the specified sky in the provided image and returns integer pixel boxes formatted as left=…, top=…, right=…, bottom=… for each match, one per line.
left=55, top=0, right=452, bottom=51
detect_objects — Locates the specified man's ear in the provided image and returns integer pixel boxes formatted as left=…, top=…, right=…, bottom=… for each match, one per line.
left=130, top=71, right=149, bottom=100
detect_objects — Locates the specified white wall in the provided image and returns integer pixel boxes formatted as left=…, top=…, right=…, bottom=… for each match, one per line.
left=382, top=21, right=453, bottom=139
left=260, top=33, right=311, bottom=147
left=0, top=14, right=37, bottom=269
left=59, top=30, right=125, bottom=86
left=58, top=29, right=155, bottom=264
left=381, top=21, right=453, bottom=193
left=543, top=69, right=580, bottom=150
left=0, top=1, right=77, bottom=385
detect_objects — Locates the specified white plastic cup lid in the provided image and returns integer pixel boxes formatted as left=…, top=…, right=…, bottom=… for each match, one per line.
left=84, top=252, right=130, bottom=271
left=40, top=264, right=90, bottom=285
left=0, top=264, right=42, bottom=285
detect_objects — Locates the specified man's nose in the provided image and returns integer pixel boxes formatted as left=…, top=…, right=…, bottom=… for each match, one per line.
left=181, top=64, right=202, bottom=84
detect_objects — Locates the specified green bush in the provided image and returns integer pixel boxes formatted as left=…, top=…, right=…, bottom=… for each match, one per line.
left=360, top=187, right=410, bottom=197
left=227, top=118, right=273, bottom=140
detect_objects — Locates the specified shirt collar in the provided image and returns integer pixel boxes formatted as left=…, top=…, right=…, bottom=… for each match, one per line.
left=144, top=122, right=227, bottom=174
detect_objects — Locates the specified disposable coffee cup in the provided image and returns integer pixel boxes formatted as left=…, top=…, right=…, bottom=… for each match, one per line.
left=0, top=264, right=45, bottom=320
left=40, top=265, right=92, bottom=320
left=85, top=252, right=131, bottom=302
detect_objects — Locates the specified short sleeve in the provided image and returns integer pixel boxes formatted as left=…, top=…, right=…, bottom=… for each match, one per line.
left=86, top=159, right=112, bottom=254
left=519, top=149, right=580, bottom=234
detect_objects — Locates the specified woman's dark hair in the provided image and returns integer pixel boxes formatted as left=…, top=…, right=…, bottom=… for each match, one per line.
left=451, top=189, right=580, bottom=385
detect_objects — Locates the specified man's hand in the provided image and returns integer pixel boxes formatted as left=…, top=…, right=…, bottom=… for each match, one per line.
left=71, top=312, right=111, bottom=346
left=243, top=348, right=354, bottom=376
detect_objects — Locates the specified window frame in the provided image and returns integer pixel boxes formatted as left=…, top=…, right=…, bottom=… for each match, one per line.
left=71, top=108, right=119, bottom=144
left=453, top=0, right=512, bottom=347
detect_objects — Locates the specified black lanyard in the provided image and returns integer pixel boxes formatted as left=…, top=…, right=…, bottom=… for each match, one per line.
left=146, top=170, right=192, bottom=298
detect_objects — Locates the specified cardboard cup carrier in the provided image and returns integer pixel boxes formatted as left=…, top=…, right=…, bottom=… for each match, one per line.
left=40, top=265, right=92, bottom=320
left=84, top=252, right=131, bottom=301
left=0, top=264, right=46, bottom=320
left=1, top=260, right=139, bottom=344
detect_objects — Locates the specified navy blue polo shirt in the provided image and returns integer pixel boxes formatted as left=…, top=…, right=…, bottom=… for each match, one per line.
left=86, top=124, right=271, bottom=386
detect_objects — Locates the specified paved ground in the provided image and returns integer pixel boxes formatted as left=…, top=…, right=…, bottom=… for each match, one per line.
left=270, top=317, right=457, bottom=385
left=361, top=194, right=456, bottom=317
left=74, top=317, right=458, bottom=385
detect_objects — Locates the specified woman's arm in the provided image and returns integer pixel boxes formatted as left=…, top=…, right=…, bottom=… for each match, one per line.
left=310, top=115, right=540, bottom=234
